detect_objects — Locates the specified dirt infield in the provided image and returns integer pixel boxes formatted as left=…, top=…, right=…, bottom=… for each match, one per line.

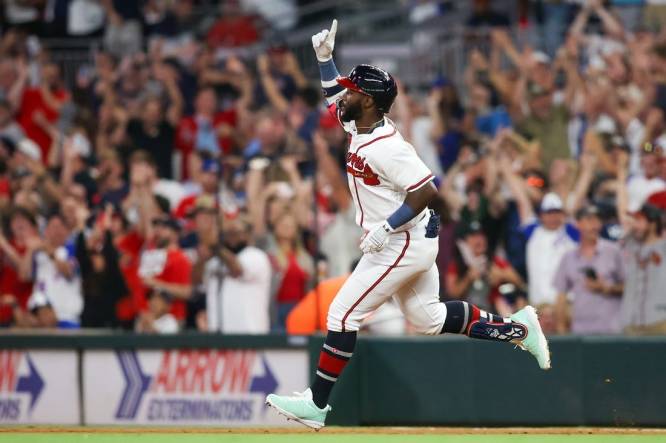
left=2, top=427, right=666, bottom=435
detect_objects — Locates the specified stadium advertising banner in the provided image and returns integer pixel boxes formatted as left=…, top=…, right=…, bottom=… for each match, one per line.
left=83, top=349, right=308, bottom=426
left=0, top=350, right=80, bottom=424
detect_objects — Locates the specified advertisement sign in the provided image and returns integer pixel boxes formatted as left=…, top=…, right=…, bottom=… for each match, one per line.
left=83, top=349, right=307, bottom=425
left=0, top=350, right=79, bottom=424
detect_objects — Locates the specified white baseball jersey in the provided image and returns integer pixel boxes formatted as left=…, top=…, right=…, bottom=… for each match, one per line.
left=323, top=103, right=446, bottom=334
left=334, top=106, right=434, bottom=230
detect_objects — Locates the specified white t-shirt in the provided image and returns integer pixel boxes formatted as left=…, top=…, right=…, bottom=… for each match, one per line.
left=153, top=179, right=186, bottom=213
left=340, top=114, right=434, bottom=231
left=29, top=247, right=83, bottom=324
left=152, top=314, right=180, bottom=334
left=205, top=246, right=272, bottom=334
left=627, top=175, right=666, bottom=212
left=524, top=222, right=578, bottom=306
left=320, top=205, right=363, bottom=278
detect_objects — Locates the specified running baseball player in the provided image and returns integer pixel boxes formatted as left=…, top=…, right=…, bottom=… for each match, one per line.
left=266, top=19, right=551, bottom=430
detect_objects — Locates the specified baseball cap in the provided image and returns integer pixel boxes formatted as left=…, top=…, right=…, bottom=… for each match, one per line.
left=527, top=81, right=548, bottom=98
left=152, top=216, right=181, bottom=232
left=150, top=289, right=174, bottom=303
left=647, top=190, right=666, bottom=212
left=431, top=75, right=451, bottom=88
left=540, top=192, right=564, bottom=213
left=524, top=170, right=547, bottom=189
left=201, top=158, right=220, bottom=174
left=191, top=194, right=217, bottom=215
left=17, top=138, right=42, bottom=162
left=609, top=134, right=630, bottom=152
left=459, top=220, right=484, bottom=238
left=575, top=205, right=601, bottom=220
left=532, top=51, right=551, bottom=65
left=630, top=203, right=662, bottom=223
left=69, top=133, right=91, bottom=158
left=0, top=135, right=16, bottom=156
left=630, top=203, right=663, bottom=235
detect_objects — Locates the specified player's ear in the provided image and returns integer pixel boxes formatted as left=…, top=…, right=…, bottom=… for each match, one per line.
left=362, top=95, right=375, bottom=110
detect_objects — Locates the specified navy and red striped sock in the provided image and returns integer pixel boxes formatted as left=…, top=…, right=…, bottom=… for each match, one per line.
left=310, top=331, right=356, bottom=409
left=440, top=301, right=526, bottom=342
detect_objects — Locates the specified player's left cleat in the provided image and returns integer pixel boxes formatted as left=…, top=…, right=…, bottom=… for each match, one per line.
left=510, top=305, right=551, bottom=370
left=266, top=388, right=331, bottom=430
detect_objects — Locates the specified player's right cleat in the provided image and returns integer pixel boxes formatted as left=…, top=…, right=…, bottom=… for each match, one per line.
left=266, top=388, right=331, bottom=430
left=510, top=305, right=551, bottom=370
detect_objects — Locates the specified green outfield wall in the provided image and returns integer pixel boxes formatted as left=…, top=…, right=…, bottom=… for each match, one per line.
left=0, top=333, right=663, bottom=426
left=310, top=335, right=666, bottom=427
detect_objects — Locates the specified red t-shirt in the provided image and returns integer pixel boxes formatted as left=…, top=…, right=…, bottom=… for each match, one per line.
left=274, top=253, right=308, bottom=304
left=446, top=256, right=510, bottom=305
left=115, top=231, right=146, bottom=321
left=174, top=112, right=236, bottom=179
left=17, top=87, right=69, bottom=162
left=153, top=248, right=192, bottom=320
left=0, top=241, right=33, bottom=324
left=0, top=177, right=10, bottom=199
left=206, top=16, right=260, bottom=48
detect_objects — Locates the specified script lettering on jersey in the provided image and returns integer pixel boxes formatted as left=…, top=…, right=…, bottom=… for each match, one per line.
left=346, top=152, right=380, bottom=186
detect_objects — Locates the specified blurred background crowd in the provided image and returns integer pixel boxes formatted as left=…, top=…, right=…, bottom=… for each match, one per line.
left=0, top=0, right=665, bottom=336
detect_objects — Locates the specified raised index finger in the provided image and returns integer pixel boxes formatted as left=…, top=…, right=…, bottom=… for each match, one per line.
left=329, top=19, right=338, bottom=39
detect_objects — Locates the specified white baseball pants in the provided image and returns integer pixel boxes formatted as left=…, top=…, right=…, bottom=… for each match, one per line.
left=327, top=217, right=446, bottom=334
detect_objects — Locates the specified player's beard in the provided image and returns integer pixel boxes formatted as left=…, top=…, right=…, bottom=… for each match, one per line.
left=339, top=99, right=362, bottom=122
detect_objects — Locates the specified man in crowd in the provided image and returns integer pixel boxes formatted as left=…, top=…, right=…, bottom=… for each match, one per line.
left=201, top=216, right=271, bottom=334
left=619, top=204, right=666, bottom=334
left=138, top=216, right=192, bottom=324
left=554, top=206, right=624, bottom=334
left=501, top=157, right=578, bottom=311
left=24, top=212, right=83, bottom=328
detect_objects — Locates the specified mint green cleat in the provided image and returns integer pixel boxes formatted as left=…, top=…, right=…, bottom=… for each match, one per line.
left=510, top=305, right=551, bottom=370
left=266, top=388, right=331, bottom=430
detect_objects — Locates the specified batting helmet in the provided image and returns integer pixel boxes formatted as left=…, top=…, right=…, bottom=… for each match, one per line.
left=336, top=64, right=397, bottom=113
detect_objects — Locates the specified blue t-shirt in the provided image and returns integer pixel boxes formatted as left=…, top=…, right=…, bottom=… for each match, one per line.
left=475, top=106, right=512, bottom=137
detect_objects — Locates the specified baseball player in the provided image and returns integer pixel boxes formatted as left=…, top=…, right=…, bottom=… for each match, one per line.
left=266, top=19, right=550, bottom=430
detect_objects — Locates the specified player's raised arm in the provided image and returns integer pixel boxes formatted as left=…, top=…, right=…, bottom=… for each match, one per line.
left=312, top=19, right=344, bottom=106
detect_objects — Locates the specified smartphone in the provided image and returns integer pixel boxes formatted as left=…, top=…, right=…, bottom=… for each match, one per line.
left=583, top=267, right=598, bottom=280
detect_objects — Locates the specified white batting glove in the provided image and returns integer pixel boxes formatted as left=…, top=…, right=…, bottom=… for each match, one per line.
left=311, top=19, right=338, bottom=62
left=360, top=221, right=393, bottom=254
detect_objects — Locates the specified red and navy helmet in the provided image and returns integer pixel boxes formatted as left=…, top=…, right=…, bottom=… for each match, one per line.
left=336, top=64, right=397, bottom=113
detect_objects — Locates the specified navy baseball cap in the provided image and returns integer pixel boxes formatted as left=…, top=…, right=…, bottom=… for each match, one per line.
left=575, top=205, right=602, bottom=220
left=201, top=158, right=220, bottom=174
left=152, top=216, right=181, bottom=232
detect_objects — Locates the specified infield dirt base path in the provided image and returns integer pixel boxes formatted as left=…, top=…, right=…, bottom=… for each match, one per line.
left=2, top=428, right=666, bottom=443
left=2, top=426, right=666, bottom=434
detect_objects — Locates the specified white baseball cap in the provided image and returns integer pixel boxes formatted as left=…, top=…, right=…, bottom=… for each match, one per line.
left=540, top=192, right=564, bottom=213
left=532, top=51, right=551, bottom=65
left=17, top=138, right=42, bottom=162
left=69, top=133, right=91, bottom=158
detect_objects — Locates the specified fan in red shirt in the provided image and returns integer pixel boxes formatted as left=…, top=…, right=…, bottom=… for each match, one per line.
left=138, top=216, right=192, bottom=321
left=0, top=208, right=38, bottom=326
left=206, top=1, right=260, bottom=48
left=16, top=63, right=69, bottom=163
left=175, top=87, right=236, bottom=179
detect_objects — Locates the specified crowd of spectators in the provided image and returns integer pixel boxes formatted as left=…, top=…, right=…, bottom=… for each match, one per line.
left=0, top=0, right=665, bottom=336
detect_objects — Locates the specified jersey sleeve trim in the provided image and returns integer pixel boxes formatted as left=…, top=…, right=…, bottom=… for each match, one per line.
left=406, top=174, right=435, bottom=192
